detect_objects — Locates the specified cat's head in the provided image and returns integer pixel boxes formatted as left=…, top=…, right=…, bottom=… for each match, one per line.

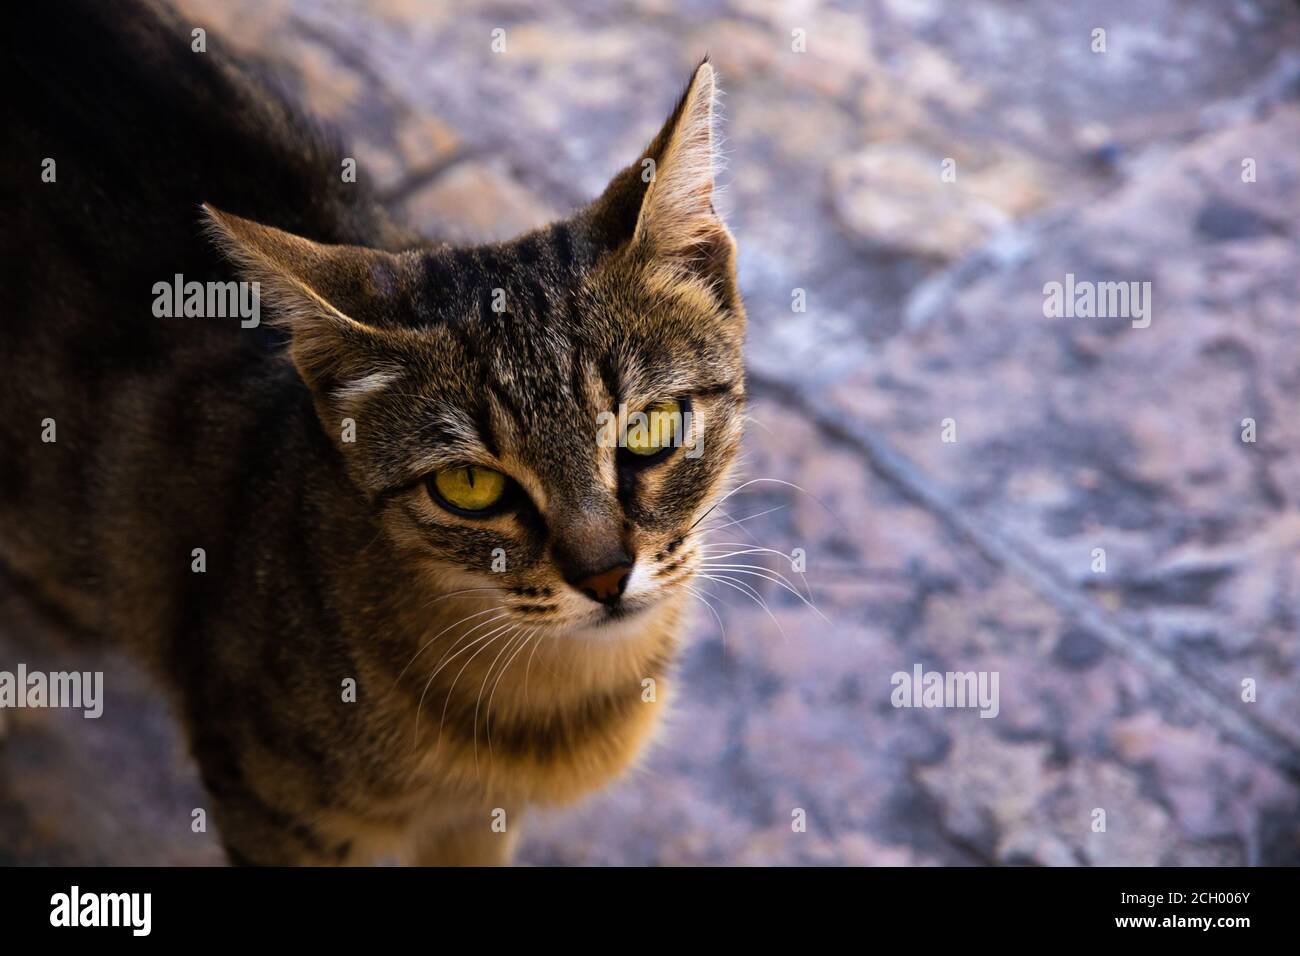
left=206, top=62, right=744, bottom=636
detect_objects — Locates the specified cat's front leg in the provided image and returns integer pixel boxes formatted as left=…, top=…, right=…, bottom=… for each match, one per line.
left=202, top=776, right=363, bottom=866
left=213, top=799, right=353, bottom=866
left=407, top=807, right=523, bottom=866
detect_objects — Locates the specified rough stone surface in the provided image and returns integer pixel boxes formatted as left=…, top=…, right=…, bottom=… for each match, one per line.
left=2, top=0, right=1299, bottom=865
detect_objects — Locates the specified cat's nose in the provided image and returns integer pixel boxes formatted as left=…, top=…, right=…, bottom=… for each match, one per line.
left=549, top=506, right=634, bottom=605
left=571, top=562, right=633, bottom=606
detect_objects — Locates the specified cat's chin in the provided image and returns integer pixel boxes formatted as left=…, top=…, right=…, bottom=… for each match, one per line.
left=602, top=601, right=648, bottom=623
left=561, top=598, right=665, bottom=642
left=567, top=584, right=695, bottom=642
left=572, top=611, right=654, bottom=642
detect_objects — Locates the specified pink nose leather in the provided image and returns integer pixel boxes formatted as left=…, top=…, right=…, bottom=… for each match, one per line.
left=576, top=564, right=632, bottom=605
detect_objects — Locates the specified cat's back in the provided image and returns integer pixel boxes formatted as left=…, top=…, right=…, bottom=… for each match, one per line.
left=0, top=0, right=402, bottom=320
left=0, top=0, right=399, bottom=615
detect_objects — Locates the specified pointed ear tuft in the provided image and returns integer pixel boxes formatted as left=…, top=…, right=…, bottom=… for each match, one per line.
left=200, top=204, right=401, bottom=400
left=586, top=62, right=737, bottom=293
left=634, top=61, right=723, bottom=250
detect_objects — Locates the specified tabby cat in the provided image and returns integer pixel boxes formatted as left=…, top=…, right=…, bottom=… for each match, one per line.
left=0, top=1, right=744, bottom=864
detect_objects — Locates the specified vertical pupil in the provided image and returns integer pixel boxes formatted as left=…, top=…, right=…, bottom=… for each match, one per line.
left=465, top=467, right=476, bottom=489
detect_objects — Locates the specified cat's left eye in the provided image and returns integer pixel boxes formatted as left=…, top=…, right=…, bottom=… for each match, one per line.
left=427, top=465, right=509, bottom=515
left=624, top=398, right=684, bottom=458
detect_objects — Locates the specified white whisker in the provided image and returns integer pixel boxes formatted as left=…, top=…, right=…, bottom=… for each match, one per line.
left=473, top=628, right=530, bottom=768
left=485, top=626, right=540, bottom=757
left=391, top=606, right=509, bottom=690
left=694, top=504, right=787, bottom=535
left=689, top=476, right=833, bottom=533
left=696, top=572, right=789, bottom=643
left=696, top=564, right=829, bottom=622
left=683, top=582, right=728, bottom=657
left=433, top=624, right=517, bottom=757
left=415, top=618, right=514, bottom=747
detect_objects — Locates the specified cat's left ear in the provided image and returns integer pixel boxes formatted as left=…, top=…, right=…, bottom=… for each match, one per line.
left=201, top=205, right=407, bottom=404
left=588, top=60, right=736, bottom=292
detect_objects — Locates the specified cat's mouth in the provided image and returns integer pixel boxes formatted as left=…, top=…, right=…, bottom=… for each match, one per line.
left=567, top=599, right=661, bottom=642
left=601, top=601, right=647, bottom=622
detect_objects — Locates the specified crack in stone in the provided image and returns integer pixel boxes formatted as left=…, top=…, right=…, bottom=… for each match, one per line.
left=746, top=368, right=1300, bottom=783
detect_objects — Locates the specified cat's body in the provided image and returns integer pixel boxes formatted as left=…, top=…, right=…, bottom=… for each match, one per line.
left=0, top=1, right=744, bottom=864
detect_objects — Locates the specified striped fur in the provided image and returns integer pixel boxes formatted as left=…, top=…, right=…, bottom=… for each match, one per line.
left=0, top=2, right=744, bottom=864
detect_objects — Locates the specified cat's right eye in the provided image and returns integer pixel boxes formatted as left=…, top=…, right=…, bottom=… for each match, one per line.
left=427, top=465, right=509, bottom=516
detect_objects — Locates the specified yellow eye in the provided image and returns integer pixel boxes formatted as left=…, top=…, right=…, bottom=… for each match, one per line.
left=431, top=465, right=508, bottom=513
left=625, top=398, right=682, bottom=457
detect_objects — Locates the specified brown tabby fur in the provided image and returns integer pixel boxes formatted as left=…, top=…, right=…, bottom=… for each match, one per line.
left=0, top=1, right=744, bottom=864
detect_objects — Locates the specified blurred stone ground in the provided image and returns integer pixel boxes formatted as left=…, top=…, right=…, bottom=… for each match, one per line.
left=3, top=0, right=1300, bottom=864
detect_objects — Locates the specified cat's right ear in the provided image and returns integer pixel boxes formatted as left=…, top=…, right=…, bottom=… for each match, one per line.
left=584, top=61, right=736, bottom=294
left=201, top=205, right=406, bottom=402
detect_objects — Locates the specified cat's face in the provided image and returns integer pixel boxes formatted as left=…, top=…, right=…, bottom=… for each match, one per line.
left=208, top=62, right=744, bottom=635
left=358, top=233, right=744, bottom=633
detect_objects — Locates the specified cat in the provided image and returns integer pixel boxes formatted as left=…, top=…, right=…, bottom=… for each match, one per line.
left=0, top=0, right=745, bottom=864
